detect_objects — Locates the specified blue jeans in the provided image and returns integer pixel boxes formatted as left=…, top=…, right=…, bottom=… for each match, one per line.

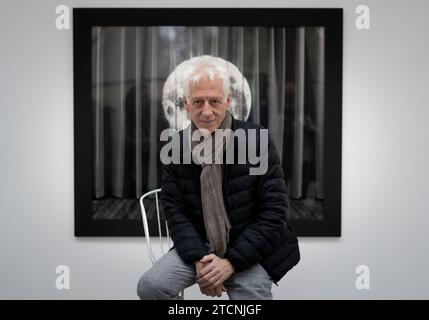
left=137, top=248, right=273, bottom=300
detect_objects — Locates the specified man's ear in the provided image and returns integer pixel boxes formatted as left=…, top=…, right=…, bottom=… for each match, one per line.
left=183, top=95, right=189, bottom=111
left=226, top=93, right=232, bottom=109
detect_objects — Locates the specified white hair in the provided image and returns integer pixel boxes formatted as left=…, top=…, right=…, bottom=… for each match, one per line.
left=182, top=55, right=230, bottom=99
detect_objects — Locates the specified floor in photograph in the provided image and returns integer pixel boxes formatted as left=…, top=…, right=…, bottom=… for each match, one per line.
left=92, top=197, right=323, bottom=220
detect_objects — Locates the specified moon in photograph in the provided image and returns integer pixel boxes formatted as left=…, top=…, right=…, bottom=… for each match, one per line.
left=162, top=56, right=252, bottom=130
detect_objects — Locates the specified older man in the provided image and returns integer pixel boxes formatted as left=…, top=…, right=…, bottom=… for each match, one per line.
left=137, top=56, right=300, bottom=300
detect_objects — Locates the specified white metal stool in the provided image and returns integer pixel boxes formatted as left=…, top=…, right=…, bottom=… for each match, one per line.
left=139, top=188, right=184, bottom=298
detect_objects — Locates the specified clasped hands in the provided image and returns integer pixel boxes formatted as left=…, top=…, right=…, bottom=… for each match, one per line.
left=194, top=254, right=235, bottom=297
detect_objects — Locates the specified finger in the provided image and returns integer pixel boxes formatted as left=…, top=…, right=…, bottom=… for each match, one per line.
left=195, top=263, right=207, bottom=279
left=198, top=275, right=217, bottom=289
left=197, top=269, right=221, bottom=287
left=197, top=266, right=219, bottom=281
left=199, top=284, right=210, bottom=296
left=200, top=274, right=223, bottom=290
left=203, top=278, right=224, bottom=292
left=221, top=284, right=227, bottom=291
left=198, top=266, right=219, bottom=280
left=195, top=266, right=205, bottom=279
left=208, top=289, right=216, bottom=297
left=215, top=286, right=222, bottom=297
left=199, top=261, right=219, bottom=277
left=199, top=285, right=206, bottom=295
left=200, top=254, right=216, bottom=263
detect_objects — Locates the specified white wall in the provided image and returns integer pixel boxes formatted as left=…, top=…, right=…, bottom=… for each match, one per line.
left=1, top=0, right=428, bottom=299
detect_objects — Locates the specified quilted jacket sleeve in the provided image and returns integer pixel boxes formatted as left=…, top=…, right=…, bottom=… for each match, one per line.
left=161, top=163, right=210, bottom=264
left=224, top=133, right=290, bottom=272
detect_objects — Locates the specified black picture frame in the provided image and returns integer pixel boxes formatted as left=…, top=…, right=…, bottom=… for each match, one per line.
left=74, top=8, right=343, bottom=237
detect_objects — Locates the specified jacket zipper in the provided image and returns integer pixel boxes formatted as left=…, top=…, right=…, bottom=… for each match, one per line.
left=222, top=164, right=238, bottom=240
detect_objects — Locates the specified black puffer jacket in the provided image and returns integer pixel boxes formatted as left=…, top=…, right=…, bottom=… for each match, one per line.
left=161, top=118, right=300, bottom=284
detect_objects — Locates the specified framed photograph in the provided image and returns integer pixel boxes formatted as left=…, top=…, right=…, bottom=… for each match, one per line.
left=74, top=8, right=343, bottom=236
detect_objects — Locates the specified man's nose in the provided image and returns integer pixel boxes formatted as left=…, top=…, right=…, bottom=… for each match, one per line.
left=201, top=100, right=213, bottom=117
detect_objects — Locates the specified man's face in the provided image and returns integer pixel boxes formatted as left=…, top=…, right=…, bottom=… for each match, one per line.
left=183, top=76, right=231, bottom=133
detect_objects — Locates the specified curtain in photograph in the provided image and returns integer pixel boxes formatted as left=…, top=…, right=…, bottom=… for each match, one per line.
left=91, top=26, right=325, bottom=218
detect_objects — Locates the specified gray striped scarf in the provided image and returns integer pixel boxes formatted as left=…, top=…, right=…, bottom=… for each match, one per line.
left=190, top=110, right=232, bottom=257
